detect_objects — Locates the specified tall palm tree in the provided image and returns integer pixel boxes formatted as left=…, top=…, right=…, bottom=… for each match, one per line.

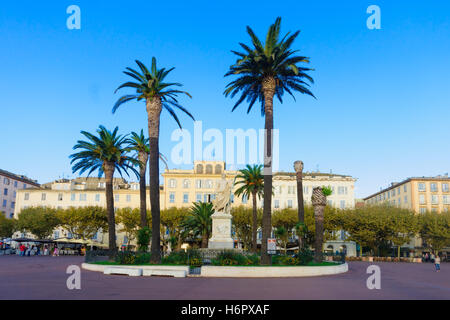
left=126, top=130, right=150, bottom=228
left=182, top=202, right=214, bottom=248
left=224, top=18, right=315, bottom=264
left=69, top=126, right=138, bottom=252
left=113, top=58, right=194, bottom=263
left=234, top=164, right=264, bottom=252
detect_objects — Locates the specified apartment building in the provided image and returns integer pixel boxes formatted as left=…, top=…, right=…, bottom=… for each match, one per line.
left=363, top=174, right=450, bottom=214
left=163, top=161, right=357, bottom=210
left=0, top=169, right=39, bottom=218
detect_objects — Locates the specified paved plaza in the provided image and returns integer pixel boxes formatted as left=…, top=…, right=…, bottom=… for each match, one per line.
left=0, top=256, right=448, bottom=300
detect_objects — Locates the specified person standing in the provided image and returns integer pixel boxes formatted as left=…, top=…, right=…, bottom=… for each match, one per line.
left=435, top=254, right=441, bottom=272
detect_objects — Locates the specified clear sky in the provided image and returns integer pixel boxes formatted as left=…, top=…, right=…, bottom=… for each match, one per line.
left=1, top=1, right=449, bottom=198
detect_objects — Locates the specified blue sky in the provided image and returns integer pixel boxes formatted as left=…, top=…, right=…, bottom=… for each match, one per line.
left=1, top=1, right=449, bottom=198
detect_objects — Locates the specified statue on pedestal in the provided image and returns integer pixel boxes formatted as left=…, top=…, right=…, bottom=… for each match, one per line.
left=208, top=173, right=235, bottom=249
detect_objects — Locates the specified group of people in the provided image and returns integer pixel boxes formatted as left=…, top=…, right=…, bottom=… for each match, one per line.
left=422, top=252, right=443, bottom=272
left=17, top=244, right=86, bottom=256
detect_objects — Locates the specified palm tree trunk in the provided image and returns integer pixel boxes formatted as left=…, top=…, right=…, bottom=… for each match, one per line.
left=314, top=207, right=324, bottom=263
left=201, top=233, right=208, bottom=248
left=252, top=191, right=258, bottom=253
left=295, top=162, right=305, bottom=223
left=146, top=97, right=162, bottom=263
left=261, top=76, right=276, bottom=265
left=104, top=161, right=116, bottom=254
left=138, top=151, right=148, bottom=228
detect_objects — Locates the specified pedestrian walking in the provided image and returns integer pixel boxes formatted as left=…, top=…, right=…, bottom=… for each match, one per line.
left=435, top=255, right=441, bottom=272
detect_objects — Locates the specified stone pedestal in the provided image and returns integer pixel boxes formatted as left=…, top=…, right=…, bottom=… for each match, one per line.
left=208, top=211, right=234, bottom=249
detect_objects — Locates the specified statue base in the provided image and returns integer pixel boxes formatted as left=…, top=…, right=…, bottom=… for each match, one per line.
left=208, top=211, right=234, bottom=249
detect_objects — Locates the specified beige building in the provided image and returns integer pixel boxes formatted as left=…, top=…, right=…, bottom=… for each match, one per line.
left=13, top=161, right=357, bottom=250
left=163, top=161, right=357, bottom=210
left=363, top=174, right=450, bottom=214
left=0, top=169, right=39, bottom=219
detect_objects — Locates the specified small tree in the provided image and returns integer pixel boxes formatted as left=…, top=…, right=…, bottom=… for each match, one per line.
left=137, top=227, right=152, bottom=252
left=0, top=214, right=16, bottom=239
left=57, top=206, right=107, bottom=240
left=16, top=207, right=60, bottom=239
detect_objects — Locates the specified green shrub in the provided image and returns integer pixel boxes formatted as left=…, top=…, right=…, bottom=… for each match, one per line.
left=136, top=227, right=151, bottom=252
left=211, top=250, right=259, bottom=266
left=272, top=249, right=314, bottom=266
left=162, top=249, right=202, bottom=266
left=115, top=251, right=151, bottom=265
left=297, top=248, right=314, bottom=265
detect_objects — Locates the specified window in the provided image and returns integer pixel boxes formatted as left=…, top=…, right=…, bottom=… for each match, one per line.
left=340, top=200, right=346, bottom=209
left=23, top=184, right=27, bottom=189
left=303, top=186, right=308, bottom=194
left=169, top=179, right=177, bottom=188
left=169, top=192, right=175, bottom=203
left=53, top=231, right=60, bottom=239
left=431, top=195, right=438, bottom=205
left=14, top=181, right=18, bottom=188
left=2, top=200, right=6, bottom=207
left=431, top=207, right=438, bottom=213
left=95, top=194, right=100, bottom=202
left=419, top=194, right=426, bottom=204
left=3, top=178, right=10, bottom=185
left=205, top=180, right=213, bottom=189
left=430, top=183, right=438, bottom=192
left=24, top=193, right=29, bottom=200
left=80, top=194, right=87, bottom=201
left=195, top=179, right=202, bottom=189
left=126, top=195, right=131, bottom=202
left=392, top=189, right=396, bottom=196
left=115, top=194, right=119, bottom=202
left=404, top=185, right=407, bottom=192
left=338, top=187, right=347, bottom=195
left=67, top=232, right=73, bottom=239
left=196, top=193, right=202, bottom=202
left=58, top=193, right=63, bottom=201
left=242, top=194, right=248, bottom=204
left=418, top=183, right=426, bottom=192
left=404, top=196, right=408, bottom=204
left=288, top=186, right=295, bottom=194
left=443, top=195, right=449, bottom=204
left=71, top=193, right=76, bottom=201
left=287, top=200, right=293, bottom=208
left=3, top=188, right=8, bottom=196
left=41, top=193, right=46, bottom=201
left=204, top=194, right=209, bottom=202
left=327, top=200, right=333, bottom=207
left=205, top=165, right=213, bottom=174
left=214, top=164, right=222, bottom=174
left=183, top=193, right=189, bottom=203
left=183, top=179, right=190, bottom=188
left=442, top=183, right=449, bottom=192
left=274, top=200, right=280, bottom=209
left=196, top=164, right=203, bottom=174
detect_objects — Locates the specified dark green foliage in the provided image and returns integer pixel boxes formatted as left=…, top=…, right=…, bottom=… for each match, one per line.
left=162, top=249, right=202, bottom=266
left=115, top=251, right=151, bottom=265
left=211, top=250, right=260, bottom=266
left=271, top=249, right=314, bottom=266
left=70, top=125, right=139, bottom=178
left=136, top=227, right=152, bottom=252
left=113, top=58, right=194, bottom=128
left=224, top=17, right=315, bottom=115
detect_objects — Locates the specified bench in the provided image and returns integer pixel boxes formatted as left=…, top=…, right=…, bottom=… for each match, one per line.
left=104, top=267, right=142, bottom=277
left=142, top=269, right=187, bottom=278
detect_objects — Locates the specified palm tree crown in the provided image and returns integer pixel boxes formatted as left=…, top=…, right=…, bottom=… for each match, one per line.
left=69, top=126, right=139, bottom=177
left=182, top=202, right=215, bottom=248
left=127, top=130, right=149, bottom=156
left=224, top=17, right=315, bottom=114
left=234, top=164, right=264, bottom=200
left=113, top=58, right=194, bottom=128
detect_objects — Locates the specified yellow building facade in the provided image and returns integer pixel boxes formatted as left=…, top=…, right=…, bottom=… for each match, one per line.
left=363, top=175, right=450, bottom=214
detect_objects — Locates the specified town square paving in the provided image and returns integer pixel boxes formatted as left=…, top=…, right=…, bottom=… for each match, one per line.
left=0, top=256, right=448, bottom=300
